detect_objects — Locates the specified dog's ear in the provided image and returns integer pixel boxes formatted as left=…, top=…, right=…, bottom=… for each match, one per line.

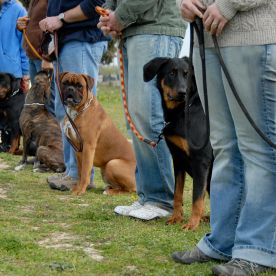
left=81, top=74, right=94, bottom=91
left=143, top=57, right=170, bottom=82
left=59, top=72, right=69, bottom=83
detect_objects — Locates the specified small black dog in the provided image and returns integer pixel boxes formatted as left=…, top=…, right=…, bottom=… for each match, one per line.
left=0, top=110, right=11, bottom=152
left=0, top=73, right=25, bottom=154
left=144, top=57, right=213, bottom=230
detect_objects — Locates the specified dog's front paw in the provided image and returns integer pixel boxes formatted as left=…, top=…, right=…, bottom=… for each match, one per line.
left=166, top=212, right=183, bottom=225
left=71, top=185, right=86, bottom=195
left=182, top=216, right=201, bottom=231
left=72, top=184, right=80, bottom=195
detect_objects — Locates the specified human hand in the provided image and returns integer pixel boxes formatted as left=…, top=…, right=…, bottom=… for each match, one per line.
left=39, top=16, right=63, bottom=33
left=179, top=0, right=206, bottom=22
left=16, top=16, right=29, bottom=31
left=20, top=75, right=30, bottom=93
left=97, top=11, right=123, bottom=38
left=203, top=3, right=228, bottom=36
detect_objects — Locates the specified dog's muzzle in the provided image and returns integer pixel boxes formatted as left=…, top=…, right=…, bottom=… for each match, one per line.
left=172, top=90, right=186, bottom=102
left=63, top=88, right=81, bottom=106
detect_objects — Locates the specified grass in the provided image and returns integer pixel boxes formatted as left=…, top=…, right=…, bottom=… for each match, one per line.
left=0, top=84, right=273, bottom=275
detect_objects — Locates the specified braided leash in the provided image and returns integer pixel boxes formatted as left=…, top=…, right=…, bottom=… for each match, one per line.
left=96, top=6, right=159, bottom=148
left=118, top=48, right=158, bottom=147
left=23, top=29, right=44, bottom=61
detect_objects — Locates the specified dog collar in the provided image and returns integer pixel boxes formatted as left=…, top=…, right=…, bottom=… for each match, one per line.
left=66, top=96, right=94, bottom=120
left=79, top=96, right=94, bottom=114
left=10, top=89, right=20, bottom=97
left=24, top=103, right=45, bottom=106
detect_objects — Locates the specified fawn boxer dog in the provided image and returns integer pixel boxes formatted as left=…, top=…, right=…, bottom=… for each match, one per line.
left=60, top=72, right=136, bottom=195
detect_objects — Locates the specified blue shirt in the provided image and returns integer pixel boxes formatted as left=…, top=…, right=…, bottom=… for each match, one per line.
left=47, top=0, right=108, bottom=47
left=0, top=0, right=29, bottom=78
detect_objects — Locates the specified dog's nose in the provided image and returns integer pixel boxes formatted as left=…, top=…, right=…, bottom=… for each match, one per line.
left=178, top=89, right=186, bottom=95
left=67, top=86, right=75, bottom=93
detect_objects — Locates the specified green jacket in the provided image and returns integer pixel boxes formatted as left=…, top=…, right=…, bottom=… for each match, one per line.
left=104, top=0, right=186, bottom=39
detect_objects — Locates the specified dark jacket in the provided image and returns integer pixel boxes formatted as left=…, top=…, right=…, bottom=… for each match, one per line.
left=24, top=0, right=48, bottom=59
left=47, top=0, right=108, bottom=46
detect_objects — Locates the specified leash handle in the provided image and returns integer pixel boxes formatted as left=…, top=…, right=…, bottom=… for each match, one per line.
left=212, top=36, right=276, bottom=149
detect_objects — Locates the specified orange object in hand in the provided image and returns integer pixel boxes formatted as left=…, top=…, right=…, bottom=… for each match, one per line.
left=95, top=6, right=109, bottom=17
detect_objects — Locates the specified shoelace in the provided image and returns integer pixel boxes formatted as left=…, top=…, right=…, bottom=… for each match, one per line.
left=229, top=259, right=261, bottom=275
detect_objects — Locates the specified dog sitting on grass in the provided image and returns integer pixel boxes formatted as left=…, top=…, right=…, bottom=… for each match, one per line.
left=59, top=72, right=136, bottom=195
left=16, top=71, right=65, bottom=173
left=0, top=73, right=25, bottom=154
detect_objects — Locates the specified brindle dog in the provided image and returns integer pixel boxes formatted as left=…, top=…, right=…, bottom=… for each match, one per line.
left=17, top=71, right=65, bottom=172
left=144, top=57, right=213, bottom=230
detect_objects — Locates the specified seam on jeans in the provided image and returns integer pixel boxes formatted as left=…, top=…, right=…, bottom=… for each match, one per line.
left=272, top=223, right=276, bottom=251
left=261, top=45, right=276, bottom=183
left=151, top=35, right=176, bottom=207
left=234, top=245, right=276, bottom=255
left=267, top=46, right=276, bottom=251
left=233, top=152, right=245, bottom=227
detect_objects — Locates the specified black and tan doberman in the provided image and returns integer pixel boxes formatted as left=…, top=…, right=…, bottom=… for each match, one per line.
left=144, top=57, right=213, bottom=230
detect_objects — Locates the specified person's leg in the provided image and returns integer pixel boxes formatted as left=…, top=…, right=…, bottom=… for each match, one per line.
left=172, top=47, right=244, bottom=263
left=50, top=40, right=107, bottom=186
left=219, top=45, right=276, bottom=268
left=29, top=58, right=42, bottom=84
left=124, top=35, right=182, bottom=212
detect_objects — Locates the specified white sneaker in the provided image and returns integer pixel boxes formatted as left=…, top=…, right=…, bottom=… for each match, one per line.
left=114, top=201, right=143, bottom=216
left=128, top=204, right=172, bottom=221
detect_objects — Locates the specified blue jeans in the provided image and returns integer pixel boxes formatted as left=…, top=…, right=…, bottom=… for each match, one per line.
left=122, top=35, right=183, bottom=210
left=54, top=40, right=107, bottom=180
left=193, top=45, right=276, bottom=268
left=29, top=58, right=55, bottom=115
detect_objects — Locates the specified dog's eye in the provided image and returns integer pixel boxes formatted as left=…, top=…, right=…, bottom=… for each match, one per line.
left=76, top=83, right=83, bottom=89
left=169, top=71, right=176, bottom=78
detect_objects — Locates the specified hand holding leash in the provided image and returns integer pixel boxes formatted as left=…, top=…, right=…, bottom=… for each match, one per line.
left=16, top=16, right=29, bottom=32
left=96, top=6, right=122, bottom=38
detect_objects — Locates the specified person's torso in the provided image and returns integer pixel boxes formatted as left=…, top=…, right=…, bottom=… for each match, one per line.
left=47, top=0, right=107, bottom=46
left=201, top=0, right=276, bottom=47
left=116, top=0, right=186, bottom=38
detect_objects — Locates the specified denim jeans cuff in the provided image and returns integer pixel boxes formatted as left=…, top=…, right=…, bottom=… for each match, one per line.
left=233, top=247, right=276, bottom=268
left=197, top=236, right=231, bottom=261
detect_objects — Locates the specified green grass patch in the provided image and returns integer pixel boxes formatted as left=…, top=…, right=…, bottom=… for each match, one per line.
left=0, top=84, right=273, bottom=275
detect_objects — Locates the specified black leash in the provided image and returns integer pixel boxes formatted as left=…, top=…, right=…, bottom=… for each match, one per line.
left=54, top=32, right=84, bottom=152
left=211, top=35, right=276, bottom=149
left=186, top=19, right=210, bottom=150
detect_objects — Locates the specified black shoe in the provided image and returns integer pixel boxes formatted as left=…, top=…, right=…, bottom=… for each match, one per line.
left=172, top=246, right=214, bottom=264
left=48, top=175, right=95, bottom=191
left=212, top=258, right=273, bottom=276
